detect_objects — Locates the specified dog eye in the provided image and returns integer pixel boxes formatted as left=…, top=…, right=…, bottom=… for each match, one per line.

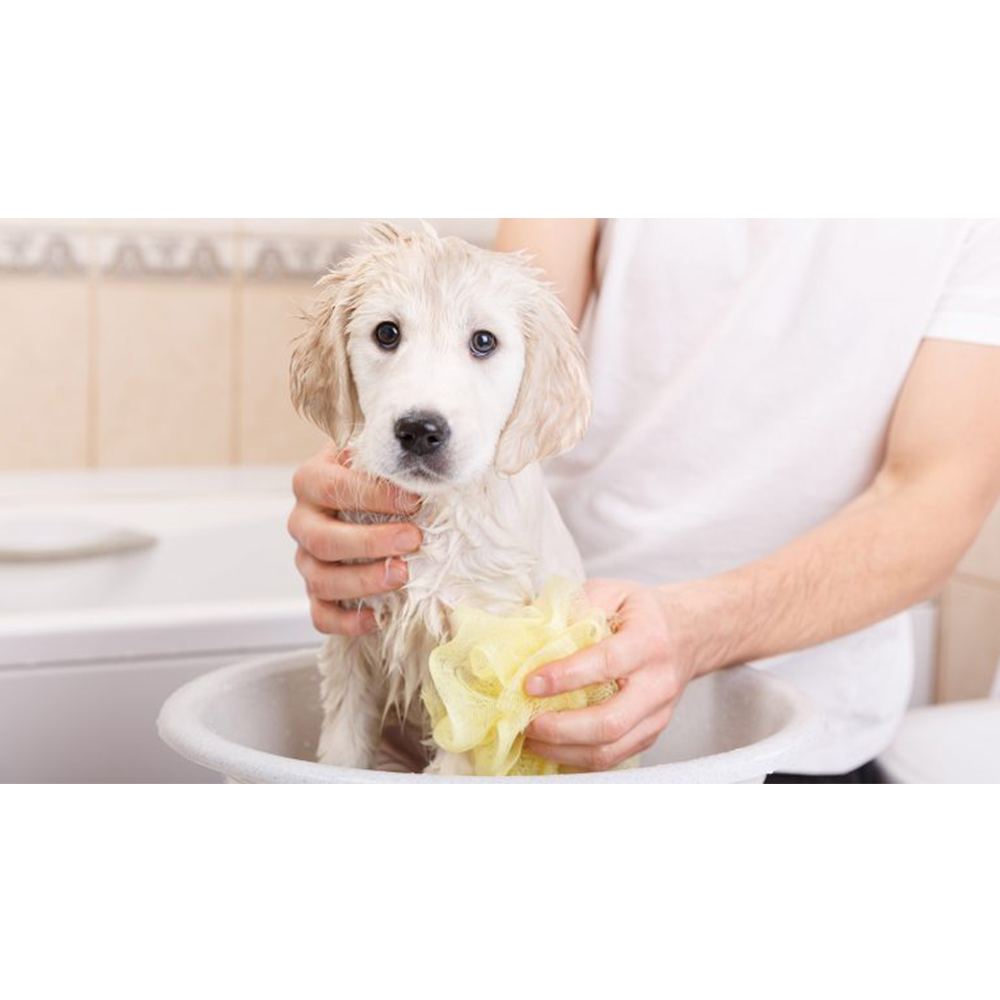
left=373, top=321, right=401, bottom=351
left=469, top=330, right=498, bottom=358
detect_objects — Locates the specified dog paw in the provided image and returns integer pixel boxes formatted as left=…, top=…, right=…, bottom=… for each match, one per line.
left=425, top=751, right=476, bottom=777
left=316, top=731, right=374, bottom=771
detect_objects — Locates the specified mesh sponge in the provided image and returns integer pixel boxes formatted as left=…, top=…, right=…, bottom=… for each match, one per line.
left=422, top=577, right=617, bottom=776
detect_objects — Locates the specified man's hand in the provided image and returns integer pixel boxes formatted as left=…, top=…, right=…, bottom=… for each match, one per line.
left=288, top=445, right=422, bottom=636
left=522, top=579, right=696, bottom=770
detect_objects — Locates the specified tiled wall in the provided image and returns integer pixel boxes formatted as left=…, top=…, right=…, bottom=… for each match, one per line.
left=0, top=219, right=497, bottom=470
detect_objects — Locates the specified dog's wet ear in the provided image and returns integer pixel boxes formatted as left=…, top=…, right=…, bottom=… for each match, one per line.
left=494, top=266, right=591, bottom=475
left=290, top=260, right=362, bottom=448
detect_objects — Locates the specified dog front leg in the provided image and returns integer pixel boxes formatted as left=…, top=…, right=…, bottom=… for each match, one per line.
left=425, top=749, right=476, bottom=777
left=316, top=635, right=381, bottom=770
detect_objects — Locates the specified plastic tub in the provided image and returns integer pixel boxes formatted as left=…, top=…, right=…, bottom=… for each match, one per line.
left=157, top=650, right=820, bottom=783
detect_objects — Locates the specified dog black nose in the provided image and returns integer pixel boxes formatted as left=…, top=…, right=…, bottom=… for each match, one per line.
left=394, top=412, right=451, bottom=456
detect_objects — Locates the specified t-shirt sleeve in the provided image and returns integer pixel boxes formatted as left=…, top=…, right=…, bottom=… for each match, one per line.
left=924, top=219, right=1000, bottom=346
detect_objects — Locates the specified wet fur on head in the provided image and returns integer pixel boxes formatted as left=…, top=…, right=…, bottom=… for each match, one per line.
left=290, top=222, right=590, bottom=480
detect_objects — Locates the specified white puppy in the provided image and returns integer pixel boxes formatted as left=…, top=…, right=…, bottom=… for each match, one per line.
left=290, top=223, right=590, bottom=775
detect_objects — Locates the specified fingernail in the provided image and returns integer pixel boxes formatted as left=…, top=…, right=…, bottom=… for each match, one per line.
left=394, top=529, right=420, bottom=554
left=525, top=675, right=547, bottom=696
left=384, top=558, right=407, bottom=587
left=360, top=611, right=377, bottom=634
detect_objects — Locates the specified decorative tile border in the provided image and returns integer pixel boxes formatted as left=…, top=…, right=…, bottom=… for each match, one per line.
left=242, top=235, right=350, bottom=281
left=0, top=222, right=492, bottom=282
left=0, top=230, right=87, bottom=276
left=97, top=232, right=234, bottom=280
left=0, top=227, right=345, bottom=282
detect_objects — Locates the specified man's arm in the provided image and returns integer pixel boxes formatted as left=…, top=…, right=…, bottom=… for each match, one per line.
left=523, top=337, right=1000, bottom=769
left=681, top=337, right=1000, bottom=672
left=494, top=219, right=599, bottom=326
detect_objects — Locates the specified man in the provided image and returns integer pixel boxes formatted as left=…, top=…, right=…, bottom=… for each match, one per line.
left=288, top=219, right=1000, bottom=780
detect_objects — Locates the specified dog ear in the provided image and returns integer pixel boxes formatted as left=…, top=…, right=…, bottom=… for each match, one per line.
left=289, top=264, right=362, bottom=448
left=494, top=272, right=591, bottom=475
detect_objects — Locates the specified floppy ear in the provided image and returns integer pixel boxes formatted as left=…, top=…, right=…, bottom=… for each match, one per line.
left=289, top=266, right=361, bottom=448
left=494, top=276, right=591, bottom=475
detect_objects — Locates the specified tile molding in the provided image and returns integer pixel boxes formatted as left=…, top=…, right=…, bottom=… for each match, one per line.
left=0, top=230, right=88, bottom=277
left=0, top=226, right=354, bottom=282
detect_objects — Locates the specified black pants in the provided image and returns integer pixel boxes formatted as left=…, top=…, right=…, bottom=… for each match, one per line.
left=765, top=759, right=886, bottom=783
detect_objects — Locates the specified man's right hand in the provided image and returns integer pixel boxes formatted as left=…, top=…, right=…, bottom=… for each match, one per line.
left=288, top=446, right=422, bottom=636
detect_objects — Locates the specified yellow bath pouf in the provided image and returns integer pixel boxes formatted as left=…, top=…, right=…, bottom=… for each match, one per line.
left=422, top=577, right=617, bottom=777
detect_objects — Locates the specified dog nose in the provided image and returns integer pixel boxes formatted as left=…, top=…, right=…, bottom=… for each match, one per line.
left=394, top=412, right=451, bottom=456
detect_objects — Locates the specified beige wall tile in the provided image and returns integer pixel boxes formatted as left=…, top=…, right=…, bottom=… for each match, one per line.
left=0, top=277, right=89, bottom=469
left=238, top=282, right=328, bottom=464
left=96, top=282, right=232, bottom=466
left=958, top=499, right=1000, bottom=583
left=937, top=576, right=1000, bottom=702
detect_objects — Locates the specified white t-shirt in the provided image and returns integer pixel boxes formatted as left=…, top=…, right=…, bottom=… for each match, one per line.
left=545, top=219, right=1000, bottom=774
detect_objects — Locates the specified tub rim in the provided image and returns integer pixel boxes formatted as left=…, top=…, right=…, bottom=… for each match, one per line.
left=157, top=649, right=821, bottom=784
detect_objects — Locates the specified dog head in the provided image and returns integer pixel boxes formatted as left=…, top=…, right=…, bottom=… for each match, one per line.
left=290, top=223, right=590, bottom=492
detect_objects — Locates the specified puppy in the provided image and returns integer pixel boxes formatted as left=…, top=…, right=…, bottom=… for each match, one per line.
left=290, top=222, right=590, bottom=775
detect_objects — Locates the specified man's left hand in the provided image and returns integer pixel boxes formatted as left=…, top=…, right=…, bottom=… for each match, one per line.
left=522, top=579, right=695, bottom=770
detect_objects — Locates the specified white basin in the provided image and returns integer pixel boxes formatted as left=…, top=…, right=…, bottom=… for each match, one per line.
left=158, top=650, right=820, bottom=783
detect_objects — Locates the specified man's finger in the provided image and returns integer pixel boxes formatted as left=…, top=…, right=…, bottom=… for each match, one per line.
left=308, top=599, right=378, bottom=637
left=523, top=704, right=674, bottom=771
left=524, top=622, right=650, bottom=697
left=525, top=670, right=668, bottom=746
left=293, top=456, right=420, bottom=515
left=296, top=549, right=408, bottom=601
left=289, top=506, right=422, bottom=562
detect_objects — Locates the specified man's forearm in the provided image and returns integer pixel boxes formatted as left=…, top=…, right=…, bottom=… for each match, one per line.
left=663, top=468, right=990, bottom=676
